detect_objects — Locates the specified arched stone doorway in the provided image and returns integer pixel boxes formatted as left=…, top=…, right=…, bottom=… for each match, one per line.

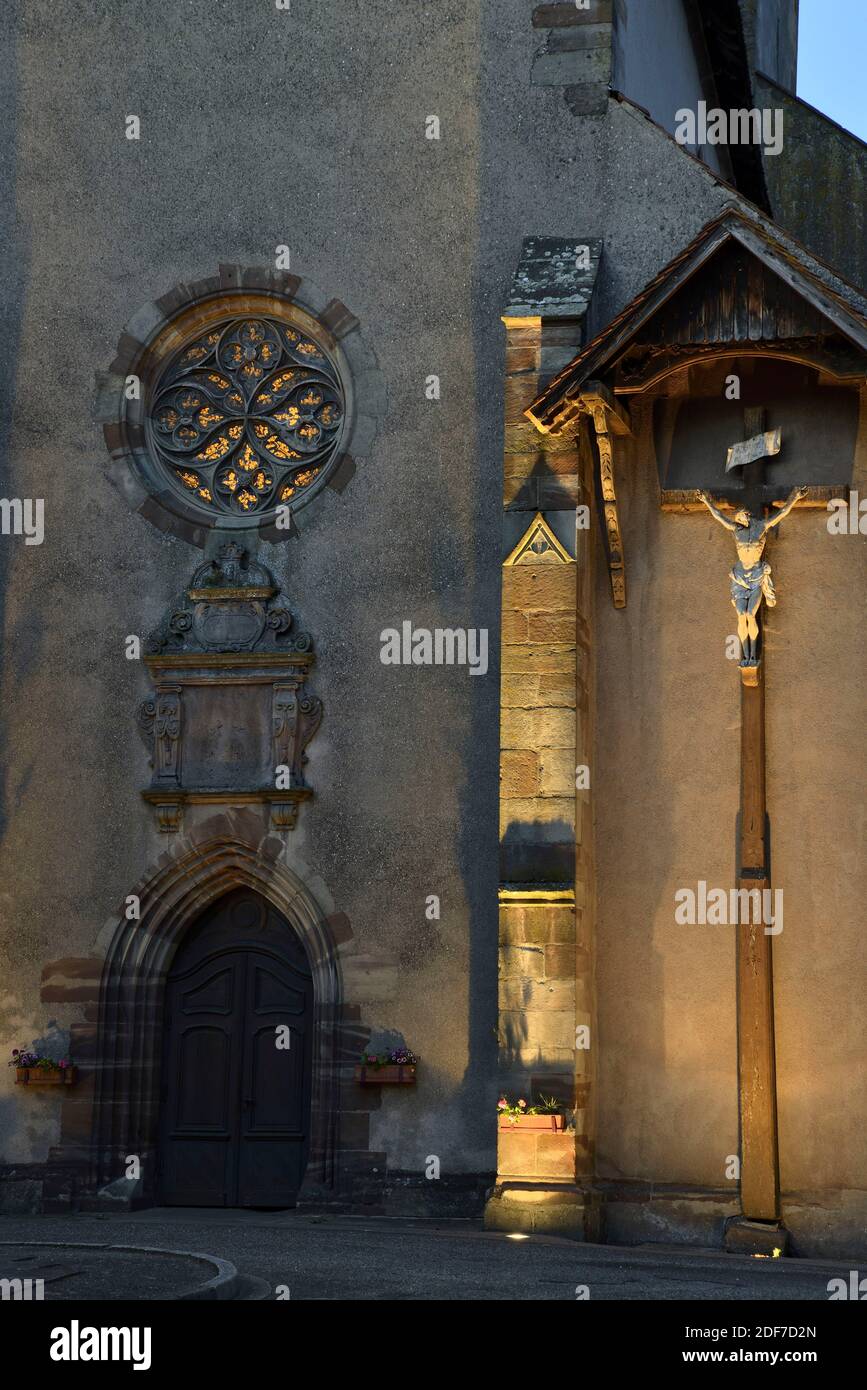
left=159, top=889, right=313, bottom=1207
left=90, top=838, right=342, bottom=1207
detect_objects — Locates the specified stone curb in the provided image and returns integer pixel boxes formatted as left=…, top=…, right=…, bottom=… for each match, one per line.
left=0, top=1241, right=241, bottom=1302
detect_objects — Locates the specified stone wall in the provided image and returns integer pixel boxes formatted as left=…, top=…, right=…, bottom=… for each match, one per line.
left=0, top=2, right=733, bottom=1207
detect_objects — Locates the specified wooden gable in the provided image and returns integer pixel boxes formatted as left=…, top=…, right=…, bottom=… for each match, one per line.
left=613, top=240, right=867, bottom=392
left=528, top=208, right=867, bottom=435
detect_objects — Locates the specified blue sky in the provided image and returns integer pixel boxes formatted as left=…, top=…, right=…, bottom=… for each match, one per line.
left=798, top=0, right=867, bottom=142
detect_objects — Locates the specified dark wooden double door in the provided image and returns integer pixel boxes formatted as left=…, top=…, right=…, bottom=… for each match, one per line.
left=158, top=892, right=313, bottom=1207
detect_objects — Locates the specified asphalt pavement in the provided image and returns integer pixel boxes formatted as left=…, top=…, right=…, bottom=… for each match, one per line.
left=0, top=1210, right=858, bottom=1300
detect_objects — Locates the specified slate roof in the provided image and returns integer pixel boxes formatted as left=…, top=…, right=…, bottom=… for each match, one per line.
left=505, top=237, right=603, bottom=320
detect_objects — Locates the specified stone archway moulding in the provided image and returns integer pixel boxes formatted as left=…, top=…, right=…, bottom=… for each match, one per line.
left=95, top=263, right=386, bottom=546
left=89, top=836, right=346, bottom=1203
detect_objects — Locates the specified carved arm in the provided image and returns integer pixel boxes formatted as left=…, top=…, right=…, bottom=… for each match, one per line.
left=765, top=485, right=808, bottom=530
left=698, top=490, right=738, bottom=532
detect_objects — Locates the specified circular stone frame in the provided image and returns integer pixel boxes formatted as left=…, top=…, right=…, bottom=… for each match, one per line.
left=96, top=265, right=385, bottom=547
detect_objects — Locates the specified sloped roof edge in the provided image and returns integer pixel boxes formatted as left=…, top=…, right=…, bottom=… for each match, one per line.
left=754, top=69, right=867, bottom=157
left=527, top=200, right=867, bottom=434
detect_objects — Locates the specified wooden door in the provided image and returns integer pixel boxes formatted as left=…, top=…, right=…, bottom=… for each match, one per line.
left=158, top=893, right=313, bottom=1207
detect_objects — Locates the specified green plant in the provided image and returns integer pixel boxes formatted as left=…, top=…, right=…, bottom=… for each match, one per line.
left=497, top=1093, right=564, bottom=1122
left=360, top=1047, right=418, bottom=1069
left=497, top=1096, right=538, bottom=1121
left=9, top=1049, right=73, bottom=1071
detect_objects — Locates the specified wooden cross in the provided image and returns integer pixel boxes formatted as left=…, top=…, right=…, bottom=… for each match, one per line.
left=736, top=638, right=779, bottom=1232
left=731, top=409, right=777, bottom=1233
left=726, top=406, right=784, bottom=511
left=704, top=406, right=806, bottom=1248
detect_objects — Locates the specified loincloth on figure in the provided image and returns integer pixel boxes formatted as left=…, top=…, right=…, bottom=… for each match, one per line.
left=729, top=560, right=776, bottom=612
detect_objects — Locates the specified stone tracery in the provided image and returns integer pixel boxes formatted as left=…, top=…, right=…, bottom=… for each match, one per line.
left=147, top=314, right=345, bottom=515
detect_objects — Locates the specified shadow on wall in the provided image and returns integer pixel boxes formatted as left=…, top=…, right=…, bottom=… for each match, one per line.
left=0, top=0, right=30, bottom=847
left=500, top=818, right=576, bottom=885
left=444, top=0, right=502, bottom=1168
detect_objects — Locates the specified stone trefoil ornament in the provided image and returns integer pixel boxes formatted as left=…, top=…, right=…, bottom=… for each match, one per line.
left=698, top=422, right=807, bottom=680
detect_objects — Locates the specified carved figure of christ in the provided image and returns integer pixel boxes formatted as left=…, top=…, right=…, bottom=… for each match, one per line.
left=698, top=484, right=807, bottom=663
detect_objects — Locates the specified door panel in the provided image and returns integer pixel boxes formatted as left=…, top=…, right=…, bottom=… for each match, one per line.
left=247, top=1024, right=306, bottom=1130
left=161, top=966, right=239, bottom=1205
left=252, top=961, right=307, bottom=1015
left=159, top=893, right=313, bottom=1207
left=181, top=967, right=233, bottom=1015
left=238, top=955, right=312, bottom=1206
left=175, top=1027, right=231, bottom=1129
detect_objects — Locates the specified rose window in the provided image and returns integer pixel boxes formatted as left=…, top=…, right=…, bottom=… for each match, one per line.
left=146, top=316, right=345, bottom=515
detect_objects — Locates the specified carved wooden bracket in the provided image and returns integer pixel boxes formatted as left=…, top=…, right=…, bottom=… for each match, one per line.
left=582, top=381, right=631, bottom=609
left=137, top=543, right=322, bottom=833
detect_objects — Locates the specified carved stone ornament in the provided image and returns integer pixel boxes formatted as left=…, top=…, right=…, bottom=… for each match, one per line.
left=147, top=315, right=345, bottom=519
left=138, top=542, right=322, bottom=832
left=96, top=268, right=390, bottom=549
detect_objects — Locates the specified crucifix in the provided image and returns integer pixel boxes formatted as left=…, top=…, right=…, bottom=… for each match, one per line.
left=696, top=406, right=808, bottom=1249
left=699, top=419, right=806, bottom=682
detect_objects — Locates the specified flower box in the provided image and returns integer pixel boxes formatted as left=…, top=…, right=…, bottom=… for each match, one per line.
left=498, top=1112, right=565, bottom=1131
left=15, top=1067, right=78, bottom=1087
left=354, top=1064, right=416, bottom=1086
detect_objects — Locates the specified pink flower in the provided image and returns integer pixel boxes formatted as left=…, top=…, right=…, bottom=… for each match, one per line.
left=518, top=1099, right=527, bottom=1109
left=497, top=1097, right=508, bottom=1110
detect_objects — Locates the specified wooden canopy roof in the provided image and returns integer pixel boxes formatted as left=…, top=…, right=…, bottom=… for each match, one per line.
left=527, top=206, right=867, bottom=436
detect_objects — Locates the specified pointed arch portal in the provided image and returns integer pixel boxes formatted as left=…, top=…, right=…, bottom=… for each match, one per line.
left=91, top=839, right=341, bottom=1206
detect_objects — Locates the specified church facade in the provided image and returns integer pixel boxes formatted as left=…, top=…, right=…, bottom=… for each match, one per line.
left=1, top=1, right=865, bottom=1259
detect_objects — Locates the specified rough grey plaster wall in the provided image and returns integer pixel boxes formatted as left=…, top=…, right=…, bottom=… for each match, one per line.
left=0, top=0, right=805, bottom=1184
left=741, top=0, right=799, bottom=91
left=612, top=0, right=728, bottom=178
left=757, top=73, right=867, bottom=294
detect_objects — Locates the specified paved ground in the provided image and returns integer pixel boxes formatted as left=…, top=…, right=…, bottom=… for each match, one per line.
left=0, top=1242, right=224, bottom=1300
left=0, top=1211, right=857, bottom=1300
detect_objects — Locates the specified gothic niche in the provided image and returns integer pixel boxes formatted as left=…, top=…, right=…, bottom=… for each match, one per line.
left=137, top=542, right=322, bottom=833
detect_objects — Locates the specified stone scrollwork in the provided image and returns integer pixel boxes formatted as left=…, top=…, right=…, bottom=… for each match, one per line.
left=297, top=695, right=324, bottom=770
left=139, top=542, right=321, bottom=833
left=146, top=542, right=312, bottom=657
left=137, top=687, right=182, bottom=784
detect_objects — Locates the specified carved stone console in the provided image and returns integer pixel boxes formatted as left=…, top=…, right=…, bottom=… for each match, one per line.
left=138, top=542, right=322, bottom=832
